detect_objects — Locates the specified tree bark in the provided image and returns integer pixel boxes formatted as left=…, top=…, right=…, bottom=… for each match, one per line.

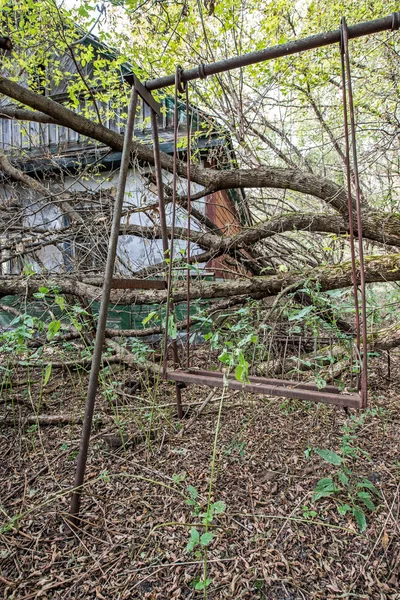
left=1, top=77, right=400, bottom=252
left=1, top=252, right=400, bottom=305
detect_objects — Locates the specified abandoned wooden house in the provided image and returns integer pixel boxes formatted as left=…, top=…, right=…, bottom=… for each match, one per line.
left=0, top=31, right=250, bottom=287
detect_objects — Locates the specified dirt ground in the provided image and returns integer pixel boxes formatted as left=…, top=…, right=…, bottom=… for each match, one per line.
left=1, top=352, right=400, bottom=599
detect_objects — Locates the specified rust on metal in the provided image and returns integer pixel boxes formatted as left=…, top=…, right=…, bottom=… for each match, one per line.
left=67, top=11, right=400, bottom=519
left=70, top=86, right=139, bottom=521
left=166, top=370, right=361, bottom=409
left=188, top=368, right=341, bottom=394
left=185, top=83, right=192, bottom=369
left=162, top=66, right=181, bottom=379
left=110, top=278, right=166, bottom=290
left=124, top=73, right=161, bottom=116
left=151, top=100, right=183, bottom=419
left=142, top=14, right=399, bottom=91
left=340, top=17, right=368, bottom=408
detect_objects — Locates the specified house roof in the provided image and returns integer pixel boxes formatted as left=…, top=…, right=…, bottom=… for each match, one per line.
left=0, top=26, right=251, bottom=225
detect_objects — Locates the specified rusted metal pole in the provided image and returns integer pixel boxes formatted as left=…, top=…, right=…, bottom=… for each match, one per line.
left=166, top=370, right=362, bottom=409
left=70, top=86, right=138, bottom=521
left=140, top=13, right=399, bottom=91
left=340, top=27, right=361, bottom=351
left=185, top=85, right=192, bottom=368
left=341, top=18, right=368, bottom=408
left=151, top=107, right=183, bottom=419
left=151, top=110, right=170, bottom=261
left=162, top=67, right=180, bottom=378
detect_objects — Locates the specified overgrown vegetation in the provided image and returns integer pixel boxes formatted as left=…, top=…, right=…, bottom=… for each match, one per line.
left=1, top=0, right=400, bottom=597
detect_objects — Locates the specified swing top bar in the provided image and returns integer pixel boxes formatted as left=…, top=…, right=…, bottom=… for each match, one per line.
left=124, top=73, right=162, bottom=115
left=125, top=13, right=398, bottom=92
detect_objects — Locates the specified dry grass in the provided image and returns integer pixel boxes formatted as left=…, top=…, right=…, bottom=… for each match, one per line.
left=1, top=352, right=399, bottom=599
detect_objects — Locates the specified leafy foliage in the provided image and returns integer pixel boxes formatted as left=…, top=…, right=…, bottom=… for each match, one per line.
left=309, top=409, right=382, bottom=531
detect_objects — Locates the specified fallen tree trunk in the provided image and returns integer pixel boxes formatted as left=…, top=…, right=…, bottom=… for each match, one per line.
left=0, top=149, right=83, bottom=223
left=256, top=321, right=400, bottom=377
left=369, top=322, right=400, bottom=351
left=1, top=77, right=400, bottom=250
left=105, top=339, right=162, bottom=376
left=10, top=356, right=122, bottom=369
left=0, top=414, right=83, bottom=426
left=1, top=252, right=399, bottom=305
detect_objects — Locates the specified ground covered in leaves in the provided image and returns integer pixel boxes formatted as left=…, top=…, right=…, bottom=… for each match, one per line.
left=1, top=351, right=400, bottom=599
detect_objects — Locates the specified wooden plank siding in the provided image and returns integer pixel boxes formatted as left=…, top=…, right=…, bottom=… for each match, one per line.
left=0, top=95, right=159, bottom=157
left=206, top=190, right=250, bottom=279
left=0, top=30, right=250, bottom=282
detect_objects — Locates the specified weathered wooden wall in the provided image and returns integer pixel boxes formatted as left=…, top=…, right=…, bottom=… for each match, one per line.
left=205, top=189, right=246, bottom=278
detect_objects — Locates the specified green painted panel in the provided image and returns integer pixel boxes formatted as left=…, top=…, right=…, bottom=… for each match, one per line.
left=0, top=295, right=206, bottom=333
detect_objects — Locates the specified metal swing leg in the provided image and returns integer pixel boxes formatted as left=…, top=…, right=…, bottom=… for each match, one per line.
left=70, top=86, right=138, bottom=521
left=340, top=18, right=368, bottom=408
left=150, top=107, right=183, bottom=419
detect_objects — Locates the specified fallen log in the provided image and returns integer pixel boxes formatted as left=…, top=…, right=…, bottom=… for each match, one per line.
left=2, top=252, right=400, bottom=306
left=0, top=414, right=83, bottom=426
left=256, top=322, right=400, bottom=377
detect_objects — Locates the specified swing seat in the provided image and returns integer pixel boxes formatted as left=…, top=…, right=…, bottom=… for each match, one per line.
left=166, top=368, right=362, bottom=409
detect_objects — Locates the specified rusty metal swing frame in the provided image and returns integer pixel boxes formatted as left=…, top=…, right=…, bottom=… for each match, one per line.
left=70, top=12, right=400, bottom=520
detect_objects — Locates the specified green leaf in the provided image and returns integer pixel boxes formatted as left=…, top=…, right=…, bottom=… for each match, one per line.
left=315, top=376, right=327, bottom=390
left=238, top=351, right=247, bottom=366
left=70, top=318, right=82, bottom=332
left=195, top=578, right=212, bottom=591
left=167, top=315, right=177, bottom=340
left=337, top=470, right=349, bottom=487
left=77, top=5, right=90, bottom=17
left=186, top=527, right=199, bottom=553
left=43, top=363, right=52, bottom=387
left=72, top=305, right=88, bottom=315
left=337, top=503, right=351, bottom=516
left=187, top=485, right=198, bottom=500
left=99, top=469, right=110, bottom=482
left=357, top=491, right=375, bottom=511
left=211, top=501, right=226, bottom=515
left=54, top=295, right=66, bottom=310
left=304, top=447, right=312, bottom=460
left=142, top=311, right=158, bottom=326
left=201, top=511, right=213, bottom=525
left=172, top=472, right=186, bottom=484
left=288, top=305, right=313, bottom=321
left=200, top=532, right=214, bottom=546
left=312, top=478, right=340, bottom=502
left=218, top=350, right=232, bottom=365
left=235, top=364, right=245, bottom=381
left=315, top=449, right=342, bottom=465
left=357, top=478, right=381, bottom=497
left=342, top=444, right=357, bottom=458
left=26, top=316, right=34, bottom=328
left=352, top=506, right=367, bottom=532
left=47, top=320, right=61, bottom=340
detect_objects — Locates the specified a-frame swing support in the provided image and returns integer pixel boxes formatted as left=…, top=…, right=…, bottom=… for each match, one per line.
left=70, top=12, right=399, bottom=521
left=69, top=79, right=177, bottom=520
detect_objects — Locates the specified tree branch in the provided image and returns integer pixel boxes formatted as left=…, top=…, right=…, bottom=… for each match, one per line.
left=0, top=105, right=60, bottom=124
left=0, top=150, right=83, bottom=223
left=1, top=77, right=399, bottom=249
left=2, top=252, right=400, bottom=305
